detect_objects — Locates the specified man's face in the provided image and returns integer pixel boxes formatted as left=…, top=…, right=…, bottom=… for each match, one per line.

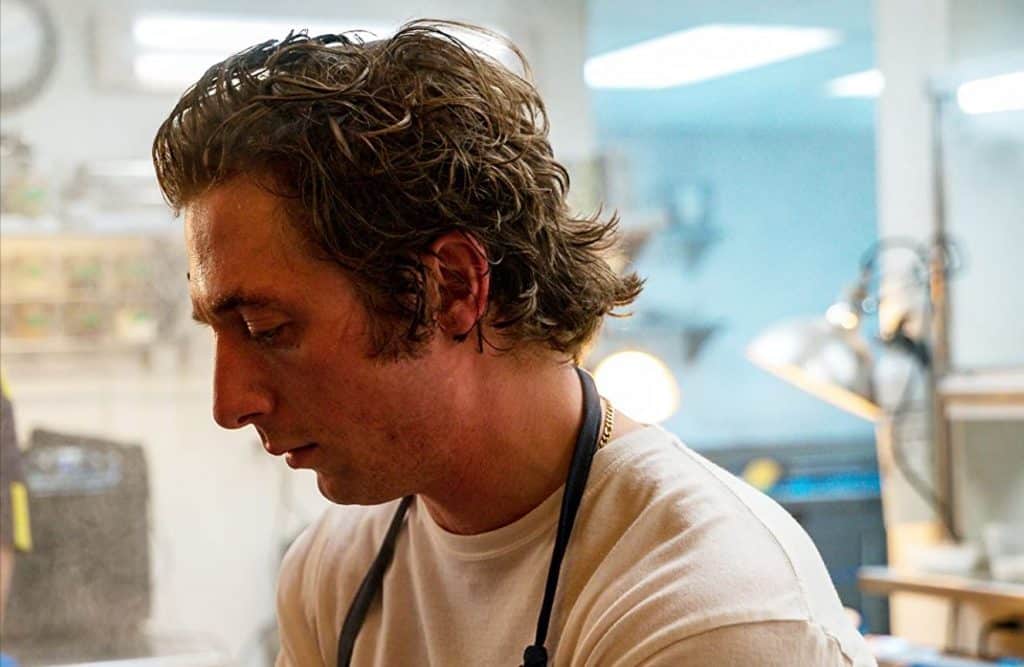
left=185, top=177, right=455, bottom=504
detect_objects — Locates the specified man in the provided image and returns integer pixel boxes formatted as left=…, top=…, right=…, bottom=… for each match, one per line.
left=153, top=21, right=875, bottom=666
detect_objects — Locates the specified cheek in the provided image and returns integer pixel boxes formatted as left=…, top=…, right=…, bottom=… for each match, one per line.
left=278, top=353, right=395, bottom=425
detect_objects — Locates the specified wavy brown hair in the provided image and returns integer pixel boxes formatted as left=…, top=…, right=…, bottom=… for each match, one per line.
left=153, top=19, right=642, bottom=360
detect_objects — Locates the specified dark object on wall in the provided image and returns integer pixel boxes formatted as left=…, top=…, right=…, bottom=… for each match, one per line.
left=0, top=0, right=59, bottom=112
left=701, top=440, right=890, bottom=634
left=664, top=182, right=722, bottom=273
left=5, top=429, right=151, bottom=647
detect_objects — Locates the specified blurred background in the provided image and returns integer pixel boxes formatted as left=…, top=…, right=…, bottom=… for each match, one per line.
left=0, top=0, right=1021, bottom=665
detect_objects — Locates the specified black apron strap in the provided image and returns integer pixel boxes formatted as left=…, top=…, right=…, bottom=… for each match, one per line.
left=522, top=367, right=603, bottom=667
left=336, top=494, right=414, bottom=667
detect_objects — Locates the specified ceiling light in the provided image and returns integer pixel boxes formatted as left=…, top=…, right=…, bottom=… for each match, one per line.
left=133, top=14, right=391, bottom=53
left=133, top=53, right=219, bottom=90
left=584, top=24, right=841, bottom=90
left=131, top=14, right=519, bottom=90
left=957, top=71, right=1024, bottom=115
left=827, top=69, right=884, bottom=98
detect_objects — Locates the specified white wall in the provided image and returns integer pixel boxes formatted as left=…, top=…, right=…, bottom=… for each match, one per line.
left=943, top=116, right=1024, bottom=369
left=597, top=128, right=878, bottom=447
left=876, top=0, right=1024, bottom=370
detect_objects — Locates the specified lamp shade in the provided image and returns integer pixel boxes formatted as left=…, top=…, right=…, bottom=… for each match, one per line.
left=746, top=317, right=881, bottom=421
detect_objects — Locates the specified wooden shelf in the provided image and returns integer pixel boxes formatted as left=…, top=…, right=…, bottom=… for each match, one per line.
left=940, top=368, right=1024, bottom=421
left=0, top=337, right=158, bottom=355
left=858, top=566, right=1024, bottom=606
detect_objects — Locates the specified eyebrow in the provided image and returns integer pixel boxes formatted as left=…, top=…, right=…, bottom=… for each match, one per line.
left=191, top=292, right=277, bottom=324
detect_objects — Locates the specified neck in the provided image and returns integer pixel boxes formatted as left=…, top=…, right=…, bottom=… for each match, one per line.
left=418, top=358, right=584, bottom=535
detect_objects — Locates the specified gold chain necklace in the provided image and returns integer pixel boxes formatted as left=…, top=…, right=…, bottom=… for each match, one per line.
left=597, top=398, right=616, bottom=450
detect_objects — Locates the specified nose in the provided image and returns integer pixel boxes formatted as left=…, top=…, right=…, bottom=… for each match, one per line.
left=211, top=335, right=274, bottom=429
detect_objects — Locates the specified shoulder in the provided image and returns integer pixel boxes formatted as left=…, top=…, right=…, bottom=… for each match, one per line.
left=585, top=425, right=838, bottom=613
left=566, top=426, right=871, bottom=664
left=631, top=620, right=876, bottom=666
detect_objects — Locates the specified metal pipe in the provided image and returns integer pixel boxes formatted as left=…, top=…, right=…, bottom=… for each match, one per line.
left=928, top=92, right=957, bottom=541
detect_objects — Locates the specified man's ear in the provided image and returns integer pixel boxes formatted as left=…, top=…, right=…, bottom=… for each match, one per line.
left=424, top=231, right=490, bottom=340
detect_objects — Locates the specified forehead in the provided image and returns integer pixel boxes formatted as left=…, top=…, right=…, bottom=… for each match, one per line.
left=185, top=177, right=295, bottom=257
left=184, top=177, right=318, bottom=308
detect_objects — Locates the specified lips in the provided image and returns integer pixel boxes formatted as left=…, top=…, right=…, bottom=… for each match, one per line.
left=284, top=443, right=318, bottom=469
left=263, top=440, right=316, bottom=457
left=257, top=429, right=320, bottom=469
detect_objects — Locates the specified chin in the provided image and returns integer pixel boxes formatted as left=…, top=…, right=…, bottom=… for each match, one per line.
left=316, top=471, right=401, bottom=507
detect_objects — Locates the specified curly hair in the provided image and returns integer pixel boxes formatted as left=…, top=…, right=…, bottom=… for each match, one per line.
left=153, top=19, right=642, bottom=360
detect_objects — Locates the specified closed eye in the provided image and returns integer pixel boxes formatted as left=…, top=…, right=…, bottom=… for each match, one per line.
left=246, top=323, right=295, bottom=348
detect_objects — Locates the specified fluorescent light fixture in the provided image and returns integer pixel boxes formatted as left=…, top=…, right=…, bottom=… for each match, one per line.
left=584, top=24, right=841, bottom=90
left=827, top=69, right=883, bottom=97
left=132, top=14, right=391, bottom=90
left=133, top=53, right=221, bottom=90
left=957, top=71, right=1024, bottom=114
left=131, top=14, right=519, bottom=90
left=133, top=14, right=391, bottom=53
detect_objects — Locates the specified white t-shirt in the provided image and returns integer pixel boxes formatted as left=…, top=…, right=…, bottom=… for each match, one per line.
left=276, top=425, right=877, bottom=666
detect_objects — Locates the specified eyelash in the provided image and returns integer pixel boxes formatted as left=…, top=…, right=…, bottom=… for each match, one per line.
left=248, top=324, right=286, bottom=346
